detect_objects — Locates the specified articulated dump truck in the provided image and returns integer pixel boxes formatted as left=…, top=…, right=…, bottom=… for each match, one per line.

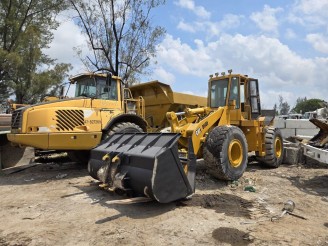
left=88, top=71, right=284, bottom=203
left=6, top=72, right=206, bottom=165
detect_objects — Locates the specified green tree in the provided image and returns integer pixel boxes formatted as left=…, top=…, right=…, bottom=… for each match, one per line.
left=0, top=0, right=71, bottom=104
left=273, top=103, right=278, bottom=115
left=278, top=95, right=290, bottom=115
left=70, top=0, right=166, bottom=85
left=293, top=98, right=323, bottom=114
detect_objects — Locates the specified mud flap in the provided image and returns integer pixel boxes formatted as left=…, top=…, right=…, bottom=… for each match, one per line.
left=88, top=133, right=196, bottom=203
left=0, top=134, right=35, bottom=169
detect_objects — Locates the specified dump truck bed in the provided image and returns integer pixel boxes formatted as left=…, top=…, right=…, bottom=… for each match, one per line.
left=130, top=81, right=207, bottom=130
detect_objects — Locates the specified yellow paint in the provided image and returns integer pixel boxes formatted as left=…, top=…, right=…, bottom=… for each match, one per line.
left=275, top=137, right=282, bottom=158
left=8, top=132, right=102, bottom=149
left=8, top=73, right=207, bottom=151
left=130, top=81, right=206, bottom=129
left=166, top=73, right=276, bottom=159
left=228, top=139, right=243, bottom=168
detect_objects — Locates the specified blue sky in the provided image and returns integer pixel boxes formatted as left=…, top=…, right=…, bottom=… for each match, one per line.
left=45, top=0, right=328, bottom=109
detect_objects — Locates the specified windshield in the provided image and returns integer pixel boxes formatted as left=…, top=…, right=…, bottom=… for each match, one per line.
left=210, top=78, right=229, bottom=108
left=75, top=77, right=118, bottom=100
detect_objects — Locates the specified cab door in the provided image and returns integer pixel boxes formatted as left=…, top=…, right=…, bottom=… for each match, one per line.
left=248, top=79, right=261, bottom=119
left=229, top=76, right=242, bottom=124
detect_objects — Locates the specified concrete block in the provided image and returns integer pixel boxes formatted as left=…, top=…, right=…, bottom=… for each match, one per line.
left=274, top=119, right=286, bottom=129
left=284, top=142, right=299, bottom=148
left=283, top=146, right=301, bottom=165
left=296, top=128, right=319, bottom=137
left=285, top=119, right=318, bottom=129
left=280, top=128, right=296, bottom=138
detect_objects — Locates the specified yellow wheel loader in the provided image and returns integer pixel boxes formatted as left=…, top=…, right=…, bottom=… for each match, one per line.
left=88, top=70, right=284, bottom=203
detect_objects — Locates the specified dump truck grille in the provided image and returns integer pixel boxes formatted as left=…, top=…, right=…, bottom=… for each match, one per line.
left=11, top=110, right=23, bottom=129
left=55, top=110, right=84, bottom=131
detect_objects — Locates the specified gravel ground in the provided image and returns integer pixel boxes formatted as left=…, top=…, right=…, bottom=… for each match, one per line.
left=0, top=154, right=328, bottom=246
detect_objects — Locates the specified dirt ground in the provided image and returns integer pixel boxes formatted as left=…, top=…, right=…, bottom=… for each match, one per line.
left=0, top=154, right=328, bottom=246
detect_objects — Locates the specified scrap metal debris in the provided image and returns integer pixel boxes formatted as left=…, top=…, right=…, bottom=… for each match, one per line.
left=271, top=200, right=307, bottom=221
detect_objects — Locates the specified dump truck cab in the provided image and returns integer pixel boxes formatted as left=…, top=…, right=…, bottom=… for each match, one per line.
left=7, top=73, right=147, bottom=151
left=72, top=73, right=118, bottom=100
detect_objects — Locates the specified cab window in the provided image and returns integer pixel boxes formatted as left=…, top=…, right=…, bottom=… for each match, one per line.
left=75, top=77, right=118, bottom=100
left=210, top=79, right=229, bottom=108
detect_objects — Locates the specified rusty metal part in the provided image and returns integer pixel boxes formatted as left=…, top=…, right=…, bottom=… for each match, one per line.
left=309, top=119, right=328, bottom=148
left=271, top=200, right=307, bottom=221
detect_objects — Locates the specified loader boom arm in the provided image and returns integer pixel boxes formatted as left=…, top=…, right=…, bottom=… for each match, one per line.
left=167, top=106, right=231, bottom=156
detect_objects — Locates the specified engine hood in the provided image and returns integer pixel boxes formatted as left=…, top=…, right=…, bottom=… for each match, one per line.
left=28, top=97, right=94, bottom=110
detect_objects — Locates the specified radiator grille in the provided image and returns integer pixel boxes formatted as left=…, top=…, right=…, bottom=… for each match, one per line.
left=55, top=110, right=84, bottom=131
left=11, top=109, right=23, bottom=129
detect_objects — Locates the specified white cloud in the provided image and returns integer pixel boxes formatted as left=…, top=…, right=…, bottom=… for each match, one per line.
left=294, top=0, right=328, bottom=15
left=260, top=90, right=293, bottom=109
left=285, top=28, right=297, bottom=39
left=219, top=14, right=243, bottom=30
left=250, top=5, right=283, bottom=35
left=306, top=33, right=328, bottom=54
left=43, top=12, right=88, bottom=75
left=156, top=35, right=218, bottom=77
left=177, top=20, right=196, bottom=33
left=155, top=33, right=328, bottom=107
left=151, top=67, right=176, bottom=84
left=174, top=0, right=211, bottom=19
left=289, top=0, right=328, bottom=27
left=177, top=14, right=243, bottom=39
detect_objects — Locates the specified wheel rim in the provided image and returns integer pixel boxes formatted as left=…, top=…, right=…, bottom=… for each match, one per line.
left=275, top=137, right=282, bottom=158
left=228, top=139, right=243, bottom=168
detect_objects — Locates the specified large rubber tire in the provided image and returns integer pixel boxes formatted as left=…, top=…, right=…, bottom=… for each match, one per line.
left=102, top=122, right=143, bottom=139
left=203, top=125, right=248, bottom=181
left=257, top=127, right=283, bottom=168
left=88, top=122, right=143, bottom=179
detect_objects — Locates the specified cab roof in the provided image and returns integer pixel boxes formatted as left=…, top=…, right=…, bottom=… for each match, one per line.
left=69, top=73, right=121, bottom=83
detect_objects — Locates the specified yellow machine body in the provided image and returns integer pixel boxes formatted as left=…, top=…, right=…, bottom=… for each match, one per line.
left=87, top=71, right=283, bottom=203
left=167, top=72, right=280, bottom=160
left=7, top=73, right=206, bottom=151
left=7, top=73, right=147, bottom=150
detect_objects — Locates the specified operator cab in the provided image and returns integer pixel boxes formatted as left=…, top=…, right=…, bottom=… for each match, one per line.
left=70, top=73, right=118, bottom=100
left=209, top=71, right=261, bottom=121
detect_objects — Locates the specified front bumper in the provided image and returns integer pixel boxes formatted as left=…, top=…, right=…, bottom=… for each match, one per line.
left=7, top=132, right=102, bottom=150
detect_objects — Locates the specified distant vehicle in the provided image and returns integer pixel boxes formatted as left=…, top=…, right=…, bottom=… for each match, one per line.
left=277, top=113, right=303, bottom=120
left=303, top=111, right=317, bottom=119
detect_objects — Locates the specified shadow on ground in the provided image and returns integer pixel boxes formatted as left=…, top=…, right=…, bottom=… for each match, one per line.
left=69, top=182, right=176, bottom=223
left=288, top=175, right=328, bottom=199
left=0, top=155, right=88, bottom=186
left=212, top=227, right=253, bottom=246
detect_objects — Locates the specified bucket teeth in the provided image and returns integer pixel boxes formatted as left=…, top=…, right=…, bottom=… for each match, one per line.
left=88, top=133, right=196, bottom=203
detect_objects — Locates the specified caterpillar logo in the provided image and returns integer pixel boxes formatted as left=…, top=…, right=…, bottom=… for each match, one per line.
left=195, top=128, right=201, bottom=136
left=195, top=121, right=209, bottom=136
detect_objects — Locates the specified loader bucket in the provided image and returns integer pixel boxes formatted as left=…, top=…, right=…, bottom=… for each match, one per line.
left=88, top=133, right=196, bottom=203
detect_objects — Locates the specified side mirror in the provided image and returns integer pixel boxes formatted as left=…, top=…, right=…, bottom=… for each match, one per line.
left=59, top=85, right=65, bottom=97
left=106, top=73, right=112, bottom=87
